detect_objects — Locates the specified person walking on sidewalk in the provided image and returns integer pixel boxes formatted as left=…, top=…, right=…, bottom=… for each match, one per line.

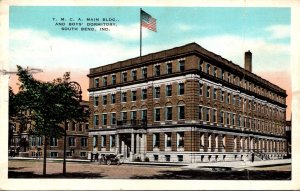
left=251, top=152, right=255, bottom=163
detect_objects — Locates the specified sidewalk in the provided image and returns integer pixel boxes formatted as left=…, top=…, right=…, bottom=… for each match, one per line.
left=9, top=157, right=291, bottom=170
left=9, top=156, right=90, bottom=163
left=184, top=159, right=291, bottom=170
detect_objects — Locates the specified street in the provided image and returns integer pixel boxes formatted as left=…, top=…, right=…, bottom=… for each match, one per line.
left=8, top=159, right=291, bottom=180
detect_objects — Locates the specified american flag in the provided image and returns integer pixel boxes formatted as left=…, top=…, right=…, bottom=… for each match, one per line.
left=141, top=10, right=157, bottom=32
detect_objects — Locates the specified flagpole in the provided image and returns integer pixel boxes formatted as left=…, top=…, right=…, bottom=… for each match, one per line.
left=140, top=8, right=142, bottom=57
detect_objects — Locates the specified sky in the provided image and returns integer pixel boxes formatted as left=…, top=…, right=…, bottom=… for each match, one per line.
left=9, top=6, right=291, bottom=119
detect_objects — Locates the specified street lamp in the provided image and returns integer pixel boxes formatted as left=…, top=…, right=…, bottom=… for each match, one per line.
left=63, top=81, right=82, bottom=176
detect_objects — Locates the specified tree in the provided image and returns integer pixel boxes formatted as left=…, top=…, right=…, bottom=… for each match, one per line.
left=14, top=66, right=89, bottom=176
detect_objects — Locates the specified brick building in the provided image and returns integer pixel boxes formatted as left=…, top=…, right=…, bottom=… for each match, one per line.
left=87, top=43, right=287, bottom=163
left=9, top=101, right=90, bottom=159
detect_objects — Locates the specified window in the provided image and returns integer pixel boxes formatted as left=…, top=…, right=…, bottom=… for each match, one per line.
left=179, top=60, right=185, bottom=72
left=51, top=152, right=58, bottom=158
left=85, top=123, right=89, bottom=130
left=31, top=137, right=36, bottom=147
left=131, top=111, right=137, bottom=120
left=199, top=59, right=203, bottom=71
left=103, top=77, right=107, bottom=86
left=141, top=109, right=147, bottom=121
left=93, top=115, right=99, bottom=126
left=167, top=63, right=172, bottom=74
left=112, top=74, right=116, bottom=85
left=155, top=65, right=160, bottom=76
left=68, top=137, right=75, bottom=147
left=177, top=132, right=184, bottom=147
left=110, top=135, right=115, bottom=148
left=165, top=133, right=172, bottom=147
left=213, top=67, right=217, bottom=77
left=178, top=83, right=184, bottom=95
left=166, top=84, right=172, bottom=96
left=50, top=137, right=57, bottom=147
left=102, top=95, right=107, bottom=105
left=205, top=107, right=210, bottom=122
left=121, top=111, right=127, bottom=121
left=101, top=135, right=106, bottom=148
left=78, top=124, right=83, bottom=131
left=154, top=87, right=160, bottom=98
left=131, top=90, right=137, bottom=101
left=122, top=72, right=127, bottom=82
left=206, top=86, right=210, bottom=98
left=71, top=122, right=76, bottom=131
left=220, top=111, right=224, bottom=124
left=81, top=138, right=87, bottom=147
left=221, top=69, right=225, bottom=80
left=37, top=137, right=42, bottom=146
left=177, top=155, right=183, bottom=162
left=142, top=67, right=147, bottom=79
left=111, top=94, right=116, bottom=104
left=102, top=114, right=107, bottom=125
left=227, top=73, right=231, bottom=83
left=154, top=108, right=160, bottom=121
left=111, top=113, right=116, bottom=125
left=80, top=152, right=86, bottom=157
left=94, top=78, right=99, bottom=88
left=200, top=132, right=204, bottom=148
left=213, top=109, right=217, bottom=123
left=222, top=135, right=226, bottom=148
left=165, top=107, right=172, bottom=120
left=232, top=113, right=235, bottom=126
left=132, top=70, right=137, bottom=81
left=199, top=83, right=203, bottom=95
left=94, top=96, right=99, bottom=106
left=213, top=88, right=217, bottom=99
left=178, top=106, right=185, bottom=120
left=226, top=113, right=230, bottom=125
left=121, top=92, right=127, bottom=102
left=232, top=95, right=236, bottom=105
left=199, top=106, right=203, bottom=120
left=165, top=155, right=171, bottom=162
left=227, top=93, right=230, bottom=104
left=221, top=91, right=225, bottom=102
left=142, top=89, right=147, bottom=100
left=154, top=155, right=159, bottom=161
left=153, top=133, right=160, bottom=147
left=206, top=63, right=210, bottom=74
left=93, top=135, right=98, bottom=147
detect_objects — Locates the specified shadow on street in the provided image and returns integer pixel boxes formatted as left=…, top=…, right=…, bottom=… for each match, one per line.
left=130, top=169, right=291, bottom=180
left=8, top=169, right=105, bottom=179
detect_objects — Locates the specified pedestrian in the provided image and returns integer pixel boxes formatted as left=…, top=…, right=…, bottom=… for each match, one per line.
left=95, top=153, right=99, bottom=162
left=90, top=153, right=94, bottom=162
left=251, top=152, right=255, bottom=163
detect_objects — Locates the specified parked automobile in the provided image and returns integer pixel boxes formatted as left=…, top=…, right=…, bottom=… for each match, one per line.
left=99, top=154, right=124, bottom=165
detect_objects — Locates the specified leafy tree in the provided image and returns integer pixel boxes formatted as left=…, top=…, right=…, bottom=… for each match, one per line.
left=14, top=66, right=89, bottom=176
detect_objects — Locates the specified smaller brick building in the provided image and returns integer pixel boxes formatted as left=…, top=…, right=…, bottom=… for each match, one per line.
left=9, top=101, right=90, bottom=159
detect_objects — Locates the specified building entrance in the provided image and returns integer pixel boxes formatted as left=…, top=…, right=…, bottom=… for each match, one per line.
left=118, top=132, right=147, bottom=161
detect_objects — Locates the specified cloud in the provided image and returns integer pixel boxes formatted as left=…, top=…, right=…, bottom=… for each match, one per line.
left=10, top=28, right=290, bottom=75
left=265, top=25, right=290, bottom=39
left=105, top=23, right=150, bottom=41
left=9, top=28, right=140, bottom=72
left=177, top=23, right=195, bottom=31
left=174, top=35, right=290, bottom=73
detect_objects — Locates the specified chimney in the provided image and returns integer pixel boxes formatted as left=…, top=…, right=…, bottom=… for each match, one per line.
left=244, top=51, right=252, bottom=72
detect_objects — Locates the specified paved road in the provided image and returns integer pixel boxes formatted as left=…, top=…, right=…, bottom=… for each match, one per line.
left=8, top=159, right=291, bottom=179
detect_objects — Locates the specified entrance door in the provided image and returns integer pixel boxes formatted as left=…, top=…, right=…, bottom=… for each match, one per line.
left=119, top=134, right=131, bottom=158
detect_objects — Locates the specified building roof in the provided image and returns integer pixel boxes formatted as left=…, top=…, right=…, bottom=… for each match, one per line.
left=88, top=42, right=286, bottom=95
